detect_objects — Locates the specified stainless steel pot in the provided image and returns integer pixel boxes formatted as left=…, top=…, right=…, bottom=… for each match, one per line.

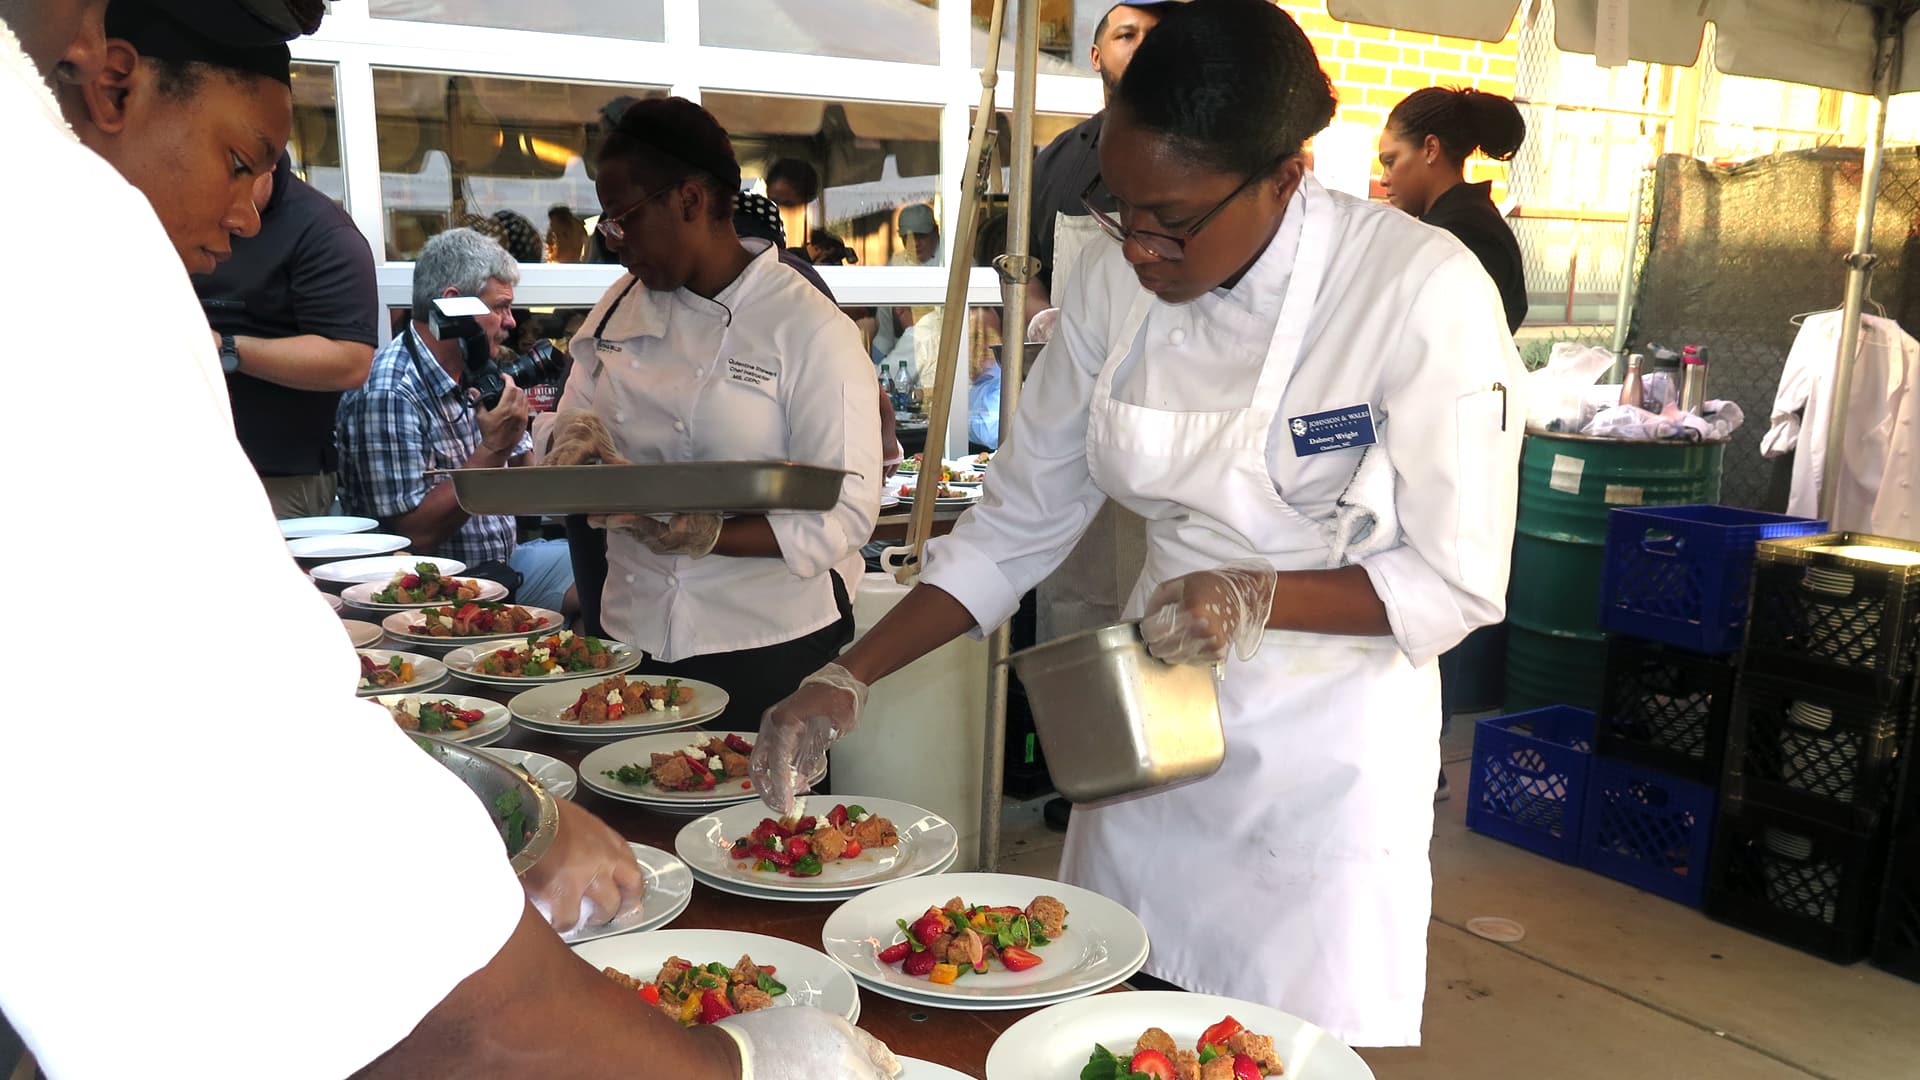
left=1006, top=622, right=1226, bottom=803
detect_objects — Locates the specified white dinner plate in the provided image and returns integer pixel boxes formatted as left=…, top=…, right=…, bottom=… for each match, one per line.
left=509, top=674, right=729, bottom=735
left=837, top=960, right=1136, bottom=1014
left=893, top=484, right=983, bottom=510
left=879, top=490, right=902, bottom=510
left=477, top=746, right=578, bottom=800
left=379, top=605, right=567, bottom=647
left=896, top=1058, right=975, bottom=1080
left=443, top=634, right=641, bottom=688
left=353, top=649, right=449, bottom=698
left=370, top=692, right=511, bottom=745
left=340, top=573, right=507, bottom=611
left=571, top=929, right=860, bottom=1024
left=985, top=991, right=1375, bottom=1080
left=559, top=844, right=695, bottom=944
left=686, top=849, right=959, bottom=906
left=341, top=619, right=385, bottom=649
left=278, top=515, right=378, bottom=540
left=314, top=555, right=467, bottom=589
left=674, top=797, right=958, bottom=895
left=322, top=591, right=344, bottom=614
left=288, top=533, right=410, bottom=561
left=820, top=872, right=1149, bottom=1006
left=579, top=732, right=818, bottom=810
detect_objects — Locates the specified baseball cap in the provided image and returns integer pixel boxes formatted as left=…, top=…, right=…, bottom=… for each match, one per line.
left=898, top=203, right=937, bottom=235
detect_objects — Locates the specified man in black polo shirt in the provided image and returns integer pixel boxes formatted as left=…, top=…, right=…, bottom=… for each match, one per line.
left=196, top=151, right=377, bottom=518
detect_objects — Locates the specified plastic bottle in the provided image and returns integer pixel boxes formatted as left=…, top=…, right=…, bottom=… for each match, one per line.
left=1679, top=345, right=1711, bottom=415
left=895, top=361, right=915, bottom=412
left=1619, top=353, right=1646, bottom=409
left=880, top=365, right=897, bottom=412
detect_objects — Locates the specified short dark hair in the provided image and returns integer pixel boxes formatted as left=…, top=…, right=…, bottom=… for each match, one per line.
left=1113, top=0, right=1335, bottom=178
left=765, top=158, right=821, bottom=203
left=598, top=96, right=742, bottom=222
left=1389, top=86, right=1527, bottom=164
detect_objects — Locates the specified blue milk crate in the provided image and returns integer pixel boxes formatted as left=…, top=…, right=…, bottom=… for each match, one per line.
left=1600, top=505, right=1828, bottom=655
left=1467, top=706, right=1596, bottom=864
left=1580, top=757, right=1719, bottom=907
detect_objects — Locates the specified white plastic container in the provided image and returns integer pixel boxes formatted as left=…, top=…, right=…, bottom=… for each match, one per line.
left=829, top=571, right=988, bottom=869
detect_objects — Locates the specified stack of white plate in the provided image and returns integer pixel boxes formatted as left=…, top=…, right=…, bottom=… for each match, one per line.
left=354, top=648, right=449, bottom=697
left=671, top=796, right=958, bottom=903
left=571, top=928, right=860, bottom=1022
left=579, top=731, right=816, bottom=815
left=819, top=872, right=1149, bottom=1011
left=288, top=533, right=410, bottom=563
left=477, top=746, right=578, bottom=800
left=371, top=692, right=511, bottom=747
left=341, top=619, right=385, bottom=649
left=890, top=482, right=983, bottom=511
left=312, top=555, right=467, bottom=595
left=279, top=515, right=378, bottom=540
left=509, top=675, right=726, bottom=742
left=442, top=635, right=641, bottom=689
left=557, top=844, right=696, bottom=944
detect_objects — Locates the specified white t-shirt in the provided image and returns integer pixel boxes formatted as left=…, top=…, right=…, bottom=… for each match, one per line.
left=0, top=22, right=525, bottom=1078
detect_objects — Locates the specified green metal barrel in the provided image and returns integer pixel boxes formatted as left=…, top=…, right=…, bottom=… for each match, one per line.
left=1505, top=432, right=1726, bottom=714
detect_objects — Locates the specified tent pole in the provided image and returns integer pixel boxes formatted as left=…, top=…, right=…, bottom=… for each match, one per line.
left=1822, top=32, right=1897, bottom=522
left=1610, top=168, right=1648, bottom=361
left=978, top=0, right=1040, bottom=874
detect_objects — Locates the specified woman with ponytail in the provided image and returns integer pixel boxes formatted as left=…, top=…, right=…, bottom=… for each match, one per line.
left=1378, top=86, right=1529, bottom=332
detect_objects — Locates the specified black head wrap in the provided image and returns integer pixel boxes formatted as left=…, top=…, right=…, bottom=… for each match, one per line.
left=105, top=0, right=322, bottom=86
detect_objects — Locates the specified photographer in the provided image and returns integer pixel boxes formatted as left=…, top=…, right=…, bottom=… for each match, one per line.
left=335, top=227, right=576, bottom=612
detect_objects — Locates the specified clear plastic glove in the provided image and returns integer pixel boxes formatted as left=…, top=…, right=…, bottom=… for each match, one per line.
left=1138, top=560, right=1279, bottom=666
left=750, top=663, right=869, bottom=816
left=519, top=799, right=646, bottom=935
left=714, top=1006, right=900, bottom=1079
left=588, top=513, right=723, bottom=558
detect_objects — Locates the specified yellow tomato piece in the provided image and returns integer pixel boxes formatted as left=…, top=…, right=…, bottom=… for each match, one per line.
left=399, top=662, right=415, bottom=680
left=677, top=994, right=702, bottom=1024
left=927, top=963, right=960, bottom=985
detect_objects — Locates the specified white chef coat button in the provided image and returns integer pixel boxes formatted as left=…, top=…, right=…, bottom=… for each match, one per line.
left=674, top=420, right=686, bottom=432
left=614, top=412, right=626, bottom=423
left=631, top=359, right=641, bottom=369
left=695, top=368, right=705, bottom=377
left=1169, top=327, right=1187, bottom=346
left=668, top=574, right=680, bottom=586
left=625, top=574, right=636, bottom=584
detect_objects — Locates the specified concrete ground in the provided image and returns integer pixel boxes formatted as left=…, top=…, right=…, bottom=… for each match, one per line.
left=996, top=720, right=1920, bottom=1080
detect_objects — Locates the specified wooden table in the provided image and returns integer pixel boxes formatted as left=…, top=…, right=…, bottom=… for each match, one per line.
left=491, top=719, right=1044, bottom=1078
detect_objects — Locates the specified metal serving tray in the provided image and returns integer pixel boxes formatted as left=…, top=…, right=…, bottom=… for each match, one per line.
left=443, top=461, right=849, bottom=516
left=414, top=733, right=558, bottom=875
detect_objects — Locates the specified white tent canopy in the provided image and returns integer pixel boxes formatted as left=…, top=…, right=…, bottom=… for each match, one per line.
left=1330, top=0, right=1920, bottom=95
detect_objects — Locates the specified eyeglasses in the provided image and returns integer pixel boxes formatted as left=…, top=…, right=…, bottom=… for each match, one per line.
left=595, top=182, right=679, bottom=244
left=1081, top=153, right=1290, bottom=262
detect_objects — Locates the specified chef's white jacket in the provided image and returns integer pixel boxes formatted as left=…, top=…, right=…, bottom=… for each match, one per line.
left=0, top=21, right=524, bottom=1079
left=1765, top=310, right=1920, bottom=538
left=559, top=241, right=882, bottom=661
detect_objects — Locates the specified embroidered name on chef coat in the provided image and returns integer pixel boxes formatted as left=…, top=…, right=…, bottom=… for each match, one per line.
left=726, top=358, right=777, bottom=388
left=1288, top=403, right=1377, bottom=456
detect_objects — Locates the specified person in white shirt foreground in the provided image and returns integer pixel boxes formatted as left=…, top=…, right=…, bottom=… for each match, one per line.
left=752, top=0, right=1526, bottom=1049
left=551, top=96, right=881, bottom=731
left=0, top=2, right=896, bottom=1077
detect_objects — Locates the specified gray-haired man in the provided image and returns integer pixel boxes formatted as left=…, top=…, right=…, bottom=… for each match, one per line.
left=335, top=227, right=575, bottom=610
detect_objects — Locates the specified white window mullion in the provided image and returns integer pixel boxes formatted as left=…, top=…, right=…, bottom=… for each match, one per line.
left=332, top=50, right=387, bottom=277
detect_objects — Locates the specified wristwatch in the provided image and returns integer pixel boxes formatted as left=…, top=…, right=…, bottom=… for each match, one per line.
left=219, top=333, right=241, bottom=374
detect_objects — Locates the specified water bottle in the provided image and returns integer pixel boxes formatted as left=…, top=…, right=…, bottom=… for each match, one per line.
left=1618, top=354, right=1645, bottom=409
left=895, top=361, right=914, bottom=413
left=880, top=365, right=897, bottom=412
left=1679, top=345, right=1711, bottom=415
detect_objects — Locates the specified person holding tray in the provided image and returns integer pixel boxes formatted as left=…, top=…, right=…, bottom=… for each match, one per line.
left=552, top=96, right=882, bottom=731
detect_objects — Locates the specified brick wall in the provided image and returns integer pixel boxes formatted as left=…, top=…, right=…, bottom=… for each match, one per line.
left=1278, top=1, right=1522, bottom=195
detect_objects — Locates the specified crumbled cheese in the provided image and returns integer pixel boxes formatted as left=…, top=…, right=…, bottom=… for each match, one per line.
left=530, top=647, right=551, bottom=663
left=855, top=810, right=873, bottom=823
left=401, top=699, right=421, bottom=716
left=557, top=630, right=575, bottom=644
left=606, top=691, right=623, bottom=706
left=707, top=753, right=724, bottom=769
left=649, top=698, right=666, bottom=712
left=770, top=836, right=784, bottom=853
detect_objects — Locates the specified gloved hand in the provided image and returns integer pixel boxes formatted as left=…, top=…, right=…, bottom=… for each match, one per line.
left=750, top=663, right=869, bottom=817
left=1138, top=560, right=1279, bottom=666
left=588, top=513, right=723, bottom=558
left=714, top=1006, right=900, bottom=1079
left=543, top=409, right=629, bottom=467
left=519, top=799, right=647, bottom=935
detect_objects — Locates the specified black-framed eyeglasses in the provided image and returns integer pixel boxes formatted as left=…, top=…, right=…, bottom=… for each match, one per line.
left=595, top=182, right=680, bottom=244
left=1082, top=152, right=1290, bottom=262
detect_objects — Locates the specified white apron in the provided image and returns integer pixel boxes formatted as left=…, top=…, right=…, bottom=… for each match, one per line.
left=1058, top=184, right=1439, bottom=1047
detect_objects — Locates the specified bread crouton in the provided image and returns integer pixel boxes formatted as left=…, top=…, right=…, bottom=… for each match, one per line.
left=1134, top=1028, right=1179, bottom=1057
left=1226, top=1031, right=1282, bottom=1074
left=1026, top=895, right=1068, bottom=938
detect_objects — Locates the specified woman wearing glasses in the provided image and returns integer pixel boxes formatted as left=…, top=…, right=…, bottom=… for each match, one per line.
left=749, top=0, right=1524, bottom=1048
left=553, top=97, right=881, bottom=730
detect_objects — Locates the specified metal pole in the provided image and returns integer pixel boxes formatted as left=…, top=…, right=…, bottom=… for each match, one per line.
left=1822, top=32, right=1896, bottom=523
left=976, top=0, right=1040, bottom=874
left=1610, top=168, right=1648, bottom=359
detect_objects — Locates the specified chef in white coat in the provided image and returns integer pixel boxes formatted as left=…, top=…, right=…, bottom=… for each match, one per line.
left=749, top=0, right=1524, bottom=1046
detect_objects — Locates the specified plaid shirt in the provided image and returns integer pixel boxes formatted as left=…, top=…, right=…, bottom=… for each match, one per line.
left=335, top=328, right=531, bottom=566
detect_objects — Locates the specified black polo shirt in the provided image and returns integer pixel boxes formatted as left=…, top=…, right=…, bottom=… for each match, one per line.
left=196, top=162, right=378, bottom=476
left=1029, top=111, right=1110, bottom=295
left=1422, top=180, right=1527, bottom=334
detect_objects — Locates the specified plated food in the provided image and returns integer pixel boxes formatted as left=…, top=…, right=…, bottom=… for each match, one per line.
left=1083, top=1017, right=1285, bottom=1080
left=603, top=733, right=756, bottom=793
left=727, top=803, right=898, bottom=879
left=373, top=562, right=486, bottom=605
left=879, top=894, right=1065, bottom=986
left=602, top=955, right=784, bottom=1027
left=405, top=600, right=551, bottom=637
left=360, top=652, right=417, bottom=690
left=385, top=696, right=486, bottom=733
left=562, top=674, right=694, bottom=724
left=572, top=929, right=860, bottom=1024
left=473, top=631, right=620, bottom=678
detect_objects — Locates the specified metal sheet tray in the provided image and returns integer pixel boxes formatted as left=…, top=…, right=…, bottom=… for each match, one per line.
left=445, top=461, right=849, bottom=516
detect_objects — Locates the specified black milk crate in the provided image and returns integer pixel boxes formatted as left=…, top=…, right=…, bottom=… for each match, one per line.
left=1724, top=672, right=1913, bottom=831
left=1873, top=833, right=1920, bottom=982
left=1744, top=533, right=1920, bottom=697
left=1705, top=798, right=1892, bottom=964
left=1596, top=636, right=1738, bottom=784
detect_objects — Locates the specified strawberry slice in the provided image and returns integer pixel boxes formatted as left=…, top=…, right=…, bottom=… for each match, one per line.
left=827, top=805, right=849, bottom=830
left=908, top=909, right=948, bottom=947
left=1231, top=1054, right=1262, bottom=1080
left=877, top=941, right=912, bottom=964
left=901, top=949, right=940, bottom=977
left=999, top=946, right=1043, bottom=972
left=1129, top=1050, right=1176, bottom=1080
left=724, top=733, right=754, bottom=756
left=1200, top=1017, right=1245, bottom=1053
left=696, top=988, right=735, bottom=1025
left=786, top=836, right=812, bottom=859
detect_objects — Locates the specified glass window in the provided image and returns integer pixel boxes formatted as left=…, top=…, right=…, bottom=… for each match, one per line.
left=369, top=0, right=664, bottom=42
left=290, top=62, right=345, bottom=206
left=706, top=92, right=943, bottom=269
left=971, top=0, right=1111, bottom=77
left=371, top=69, right=666, bottom=261
left=703, top=0, right=938, bottom=65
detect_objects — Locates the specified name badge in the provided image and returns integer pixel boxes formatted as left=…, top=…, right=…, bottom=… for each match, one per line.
left=726, top=358, right=777, bottom=389
left=1288, top=403, right=1377, bottom=456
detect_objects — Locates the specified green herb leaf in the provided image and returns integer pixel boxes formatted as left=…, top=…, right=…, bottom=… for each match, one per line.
left=1081, top=1044, right=1128, bottom=1080
left=791, top=854, right=824, bottom=877
left=1198, top=1046, right=1221, bottom=1066
left=756, top=972, right=787, bottom=997
left=846, top=804, right=867, bottom=819
left=897, top=918, right=926, bottom=953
